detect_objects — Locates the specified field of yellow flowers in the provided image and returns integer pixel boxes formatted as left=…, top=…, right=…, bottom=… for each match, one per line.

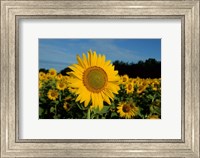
left=39, top=50, right=161, bottom=119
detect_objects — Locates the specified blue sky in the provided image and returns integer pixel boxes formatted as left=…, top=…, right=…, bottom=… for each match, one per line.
left=39, top=39, right=161, bottom=72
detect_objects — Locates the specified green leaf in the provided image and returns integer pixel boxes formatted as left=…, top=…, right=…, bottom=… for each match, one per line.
left=111, top=112, right=118, bottom=118
left=39, top=97, right=46, bottom=103
left=150, top=105, right=160, bottom=115
left=53, top=115, right=59, bottom=119
left=39, top=107, right=44, bottom=116
left=76, top=102, right=87, bottom=110
left=97, top=106, right=110, bottom=115
left=52, top=100, right=59, bottom=104
left=147, top=94, right=154, bottom=100
left=50, top=107, right=55, bottom=113
left=153, top=106, right=161, bottom=115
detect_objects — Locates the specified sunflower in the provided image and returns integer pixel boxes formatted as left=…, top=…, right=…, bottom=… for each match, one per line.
left=67, top=50, right=120, bottom=110
left=121, top=75, right=129, bottom=84
left=39, top=72, right=46, bottom=81
left=63, top=102, right=70, bottom=111
left=49, top=68, right=57, bottom=77
left=117, top=101, right=139, bottom=119
left=39, top=81, right=43, bottom=89
left=62, top=76, right=69, bottom=83
left=152, top=87, right=158, bottom=91
left=56, top=81, right=66, bottom=91
left=44, top=73, right=53, bottom=81
left=55, top=73, right=63, bottom=80
left=137, top=85, right=146, bottom=94
left=126, top=82, right=134, bottom=94
left=47, top=89, right=59, bottom=100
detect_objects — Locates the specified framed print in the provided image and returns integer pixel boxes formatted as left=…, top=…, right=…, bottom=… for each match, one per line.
left=0, top=0, right=199, bottom=157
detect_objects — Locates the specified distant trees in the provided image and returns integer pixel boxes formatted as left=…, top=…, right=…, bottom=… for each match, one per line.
left=39, top=68, right=48, bottom=73
left=60, top=67, right=72, bottom=75
left=39, top=58, right=161, bottom=79
left=113, top=58, right=161, bottom=78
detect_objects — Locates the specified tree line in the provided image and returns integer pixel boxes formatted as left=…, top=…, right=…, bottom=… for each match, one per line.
left=113, top=58, right=161, bottom=78
left=40, top=58, right=161, bottom=79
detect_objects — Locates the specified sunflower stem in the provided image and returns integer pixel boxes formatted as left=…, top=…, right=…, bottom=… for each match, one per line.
left=55, top=104, right=57, bottom=117
left=87, top=108, right=90, bottom=119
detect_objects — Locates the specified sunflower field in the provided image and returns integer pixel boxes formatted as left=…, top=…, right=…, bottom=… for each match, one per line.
left=39, top=50, right=161, bottom=119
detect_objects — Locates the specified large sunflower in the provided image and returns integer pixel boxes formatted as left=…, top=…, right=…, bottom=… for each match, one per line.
left=68, top=50, right=120, bottom=110
left=117, top=101, right=139, bottom=119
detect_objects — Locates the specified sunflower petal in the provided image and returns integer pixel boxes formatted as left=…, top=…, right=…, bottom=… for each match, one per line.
left=91, top=93, right=96, bottom=107
left=76, top=55, right=85, bottom=68
left=101, top=92, right=111, bottom=105
left=107, top=82, right=120, bottom=94
left=82, top=53, right=89, bottom=68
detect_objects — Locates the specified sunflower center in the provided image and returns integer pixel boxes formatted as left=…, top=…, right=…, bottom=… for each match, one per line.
left=122, top=104, right=131, bottom=113
left=128, top=84, right=132, bottom=90
left=51, top=92, right=56, bottom=97
left=83, top=66, right=108, bottom=93
left=59, top=83, right=64, bottom=88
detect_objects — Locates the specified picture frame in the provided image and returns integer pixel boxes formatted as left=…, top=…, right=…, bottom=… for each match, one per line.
left=0, top=0, right=199, bottom=157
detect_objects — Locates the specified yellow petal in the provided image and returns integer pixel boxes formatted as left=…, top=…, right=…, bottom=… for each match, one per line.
left=70, top=71, right=82, bottom=80
left=102, top=55, right=106, bottom=63
left=76, top=94, right=82, bottom=102
left=73, top=64, right=84, bottom=73
left=82, top=53, right=89, bottom=68
left=91, top=93, right=96, bottom=107
left=80, top=87, right=91, bottom=104
left=87, top=51, right=92, bottom=67
left=93, top=51, right=97, bottom=66
left=107, top=82, right=119, bottom=94
left=103, top=89, right=114, bottom=100
left=96, top=54, right=101, bottom=66
left=84, top=92, right=91, bottom=107
left=70, top=81, right=83, bottom=88
left=97, top=94, right=104, bottom=110
left=101, top=92, right=111, bottom=105
left=68, top=65, right=82, bottom=75
left=76, top=55, right=85, bottom=68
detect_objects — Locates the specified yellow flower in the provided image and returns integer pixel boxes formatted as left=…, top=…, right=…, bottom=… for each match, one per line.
left=121, top=75, right=129, bottom=84
left=63, top=102, right=70, bottom=111
left=47, top=89, right=59, bottom=100
left=132, top=78, right=138, bottom=85
left=55, top=73, right=63, bottom=80
left=39, top=81, right=43, bottom=89
left=152, top=87, right=158, bottom=91
left=49, top=68, right=57, bottom=77
left=137, top=85, right=146, bottom=94
left=117, top=101, right=139, bottom=119
left=64, top=96, right=72, bottom=101
left=68, top=87, right=77, bottom=94
left=56, top=81, right=66, bottom=91
left=68, top=50, right=120, bottom=110
left=62, top=76, right=69, bottom=83
left=126, top=82, right=134, bottom=94
left=39, top=72, right=46, bottom=81
left=45, top=73, right=53, bottom=81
